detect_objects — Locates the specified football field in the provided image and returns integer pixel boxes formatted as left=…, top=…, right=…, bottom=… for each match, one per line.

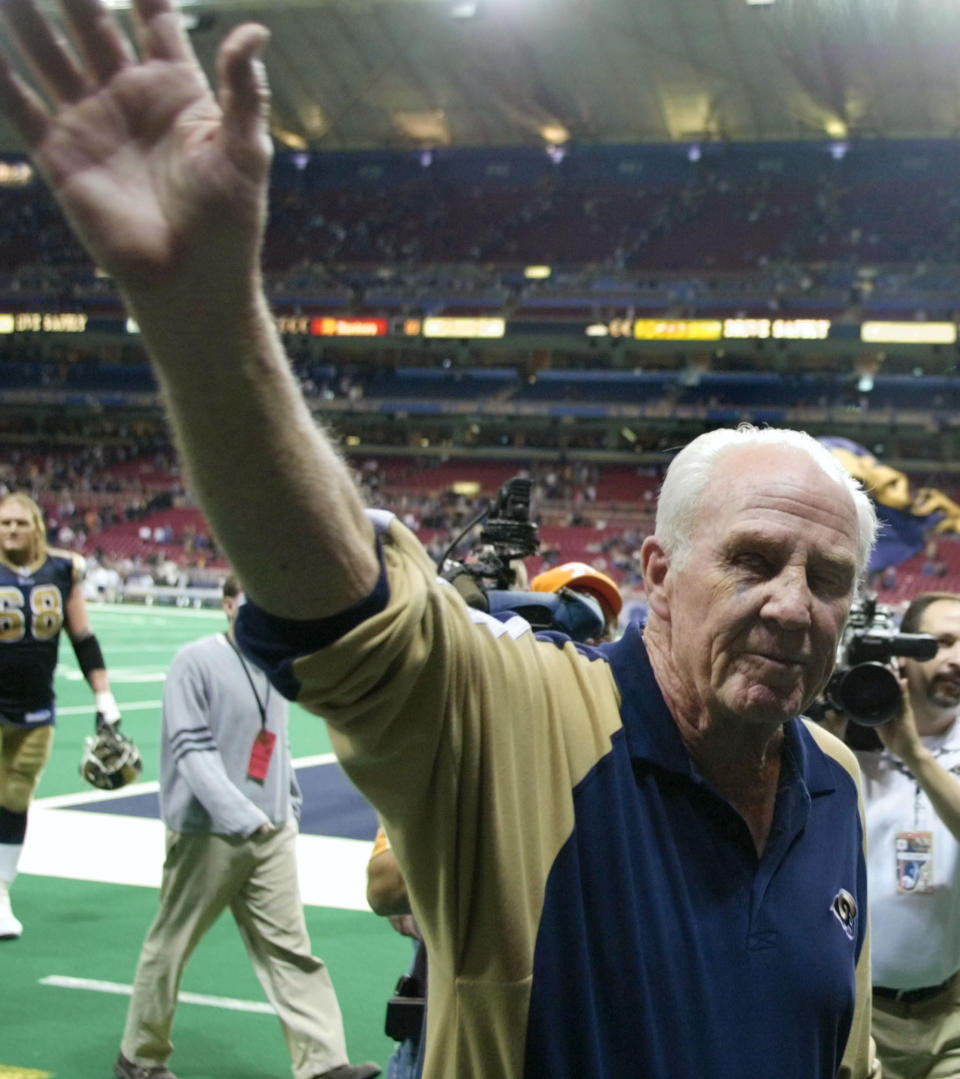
left=1, top=604, right=409, bottom=1079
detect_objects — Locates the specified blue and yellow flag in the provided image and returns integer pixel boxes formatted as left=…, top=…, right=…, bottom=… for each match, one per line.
left=819, top=437, right=959, bottom=571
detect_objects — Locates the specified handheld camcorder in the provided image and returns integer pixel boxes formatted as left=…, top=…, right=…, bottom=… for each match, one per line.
left=438, top=476, right=605, bottom=643
left=817, top=595, right=938, bottom=727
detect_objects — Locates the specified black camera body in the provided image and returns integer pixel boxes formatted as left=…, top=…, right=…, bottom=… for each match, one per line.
left=442, top=476, right=540, bottom=592
left=821, top=595, right=938, bottom=727
left=439, top=476, right=605, bottom=642
left=385, top=973, right=425, bottom=1041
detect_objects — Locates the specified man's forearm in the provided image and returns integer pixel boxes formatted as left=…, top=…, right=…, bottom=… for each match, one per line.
left=127, top=283, right=379, bottom=619
left=903, top=746, right=960, bottom=841
left=0, top=1, right=379, bottom=621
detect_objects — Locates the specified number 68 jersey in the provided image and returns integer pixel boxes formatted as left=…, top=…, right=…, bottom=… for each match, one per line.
left=0, top=548, right=83, bottom=727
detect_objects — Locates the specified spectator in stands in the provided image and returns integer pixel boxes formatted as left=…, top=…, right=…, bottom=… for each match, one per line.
left=831, top=593, right=960, bottom=1079
left=0, top=9, right=880, bottom=1077
left=83, top=553, right=122, bottom=603
left=114, top=575, right=379, bottom=1079
left=56, top=520, right=75, bottom=547
left=0, top=492, right=122, bottom=940
left=923, top=539, right=947, bottom=578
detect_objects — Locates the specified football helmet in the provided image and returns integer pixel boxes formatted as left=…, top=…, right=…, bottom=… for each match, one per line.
left=80, top=725, right=143, bottom=790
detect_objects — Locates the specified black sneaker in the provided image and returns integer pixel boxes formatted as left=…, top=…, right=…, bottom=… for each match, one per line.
left=113, top=1053, right=178, bottom=1079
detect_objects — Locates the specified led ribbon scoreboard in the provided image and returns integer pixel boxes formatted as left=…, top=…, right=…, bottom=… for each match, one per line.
left=0, top=311, right=956, bottom=347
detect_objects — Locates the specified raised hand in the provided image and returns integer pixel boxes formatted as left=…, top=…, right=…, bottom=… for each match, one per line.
left=0, top=0, right=379, bottom=621
left=0, top=0, right=273, bottom=290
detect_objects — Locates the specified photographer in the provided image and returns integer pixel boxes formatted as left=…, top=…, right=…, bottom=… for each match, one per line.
left=843, top=593, right=960, bottom=1079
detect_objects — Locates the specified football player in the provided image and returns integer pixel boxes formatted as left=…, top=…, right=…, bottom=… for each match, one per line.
left=0, top=492, right=122, bottom=940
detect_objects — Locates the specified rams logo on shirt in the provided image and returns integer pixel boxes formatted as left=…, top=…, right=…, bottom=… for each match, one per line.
left=831, top=889, right=857, bottom=940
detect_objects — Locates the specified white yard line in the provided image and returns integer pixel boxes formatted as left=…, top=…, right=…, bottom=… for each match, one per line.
left=88, top=605, right=225, bottom=620
left=39, top=976, right=275, bottom=1015
left=54, top=699, right=163, bottom=716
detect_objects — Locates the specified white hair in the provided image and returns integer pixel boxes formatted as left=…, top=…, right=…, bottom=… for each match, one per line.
left=654, top=425, right=877, bottom=577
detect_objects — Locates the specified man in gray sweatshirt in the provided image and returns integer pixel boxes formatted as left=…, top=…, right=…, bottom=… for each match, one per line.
left=115, top=576, right=379, bottom=1079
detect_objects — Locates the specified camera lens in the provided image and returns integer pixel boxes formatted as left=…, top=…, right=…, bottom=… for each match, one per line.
left=833, top=662, right=902, bottom=727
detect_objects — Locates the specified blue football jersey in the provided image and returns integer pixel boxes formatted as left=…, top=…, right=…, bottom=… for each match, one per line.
left=0, top=548, right=82, bottom=725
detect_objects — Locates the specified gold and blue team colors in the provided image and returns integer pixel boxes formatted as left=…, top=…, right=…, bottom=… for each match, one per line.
left=0, top=549, right=83, bottom=726
left=238, top=513, right=876, bottom=1079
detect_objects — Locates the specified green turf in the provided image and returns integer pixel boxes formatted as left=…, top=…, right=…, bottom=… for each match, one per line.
left=3, top=603, right=407, bottom=1078
left=1, top=876, right=409, bottom=1077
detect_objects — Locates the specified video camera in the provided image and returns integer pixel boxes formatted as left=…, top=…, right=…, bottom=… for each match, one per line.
left=816, top=594, right=938, bottom=727
left=440, top=476, right=540, bottom=591
left=438, top=476, right=605, bottom=643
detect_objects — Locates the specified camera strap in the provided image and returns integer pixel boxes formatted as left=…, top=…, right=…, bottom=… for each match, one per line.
left=226, top=633, right=269, bottom=730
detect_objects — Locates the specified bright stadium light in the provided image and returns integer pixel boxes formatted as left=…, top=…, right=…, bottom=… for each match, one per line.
left=541, top=123, right=570, bottom=145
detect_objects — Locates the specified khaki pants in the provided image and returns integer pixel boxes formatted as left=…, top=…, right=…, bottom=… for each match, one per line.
left=873, top=974, right=960, bottom=1079
left=120, top=819, right=348, bottom=1079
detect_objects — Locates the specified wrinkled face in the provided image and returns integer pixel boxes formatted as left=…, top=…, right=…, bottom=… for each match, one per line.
left=663, top=446, right=860, bottom=727
left=0, top=499, right=39, bottom=564
left=904, top=600, right=960, bottom=715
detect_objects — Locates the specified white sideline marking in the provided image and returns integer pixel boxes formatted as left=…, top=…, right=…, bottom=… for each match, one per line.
left=25, top=753, right=369, bottom=911
left=20, top=809, right=373, bottom=910
left=88, top=605, right=225, bottom=620
left=55, top=699, right=163, bottom=717
left=40, top=976, right=275, bottom=1015
left=58, top=670, right=168, bottom=683
left=33, top=784, right=161, bottom=809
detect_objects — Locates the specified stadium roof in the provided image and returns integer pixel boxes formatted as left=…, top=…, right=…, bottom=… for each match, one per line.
left=3, top=0, right=960, bottom=153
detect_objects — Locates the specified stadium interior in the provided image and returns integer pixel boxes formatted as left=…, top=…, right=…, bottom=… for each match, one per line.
left=1, top=1, right=960, bottom=617
left=4, top=0, right=960, bottom=1071
left=4, top=129, right=960, bottom=612
left=0, top=0, right=956, bottom=614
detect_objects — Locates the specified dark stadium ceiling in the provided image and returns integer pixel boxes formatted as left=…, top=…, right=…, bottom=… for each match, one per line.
left=5, top=0, right=960, bottom=153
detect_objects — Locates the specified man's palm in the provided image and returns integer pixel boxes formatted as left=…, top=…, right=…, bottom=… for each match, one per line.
left=0, top=5, right=272, bottom=288
left=47, top=66, right=265, bottom=284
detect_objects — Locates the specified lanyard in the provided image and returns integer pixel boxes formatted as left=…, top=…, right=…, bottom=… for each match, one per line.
left=884, top=746, right=960, bottom=829
left=225, top=634, right=269, bottom=731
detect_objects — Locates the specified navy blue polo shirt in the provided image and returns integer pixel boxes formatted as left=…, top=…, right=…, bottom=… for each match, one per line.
left=523, top=624, right=867, bottom=1078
